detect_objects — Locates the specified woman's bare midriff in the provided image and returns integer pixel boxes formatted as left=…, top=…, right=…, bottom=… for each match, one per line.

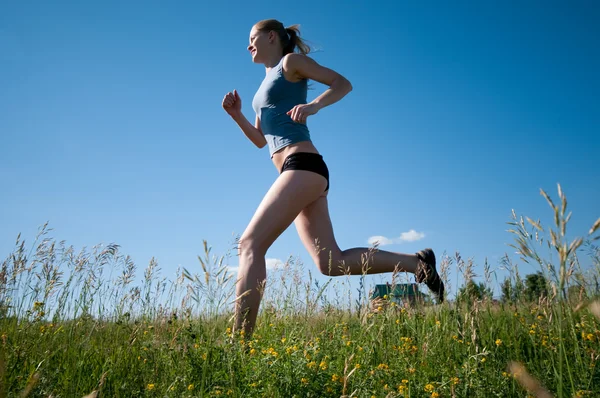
left=271, top=140, right=320, bottom=171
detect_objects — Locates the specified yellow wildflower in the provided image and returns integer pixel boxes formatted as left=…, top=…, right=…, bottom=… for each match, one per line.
left=495, top=339, right=502, bottom=346
left=586, top=333, right=594, bottom=341
left=432, top=392, right=440, bottom=398
left=188, top=384, right=194, bottom=390
left=147, top=384, right=155, bottom=390
left=424, top=383, right=434, bottom=392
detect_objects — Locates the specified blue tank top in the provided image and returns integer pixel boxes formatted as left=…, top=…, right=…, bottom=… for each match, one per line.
left=252, top=56, right=311, bottom=157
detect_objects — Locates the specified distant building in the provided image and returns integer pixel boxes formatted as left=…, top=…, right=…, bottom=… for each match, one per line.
left=370, top=283, right=423, bottom=307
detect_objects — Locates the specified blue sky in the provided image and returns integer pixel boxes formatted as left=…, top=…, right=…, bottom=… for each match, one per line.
left=1, top=0, right=599, bottom=301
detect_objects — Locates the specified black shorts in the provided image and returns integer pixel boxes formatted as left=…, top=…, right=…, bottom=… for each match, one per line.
left=280, top=152, right=330, bottom=192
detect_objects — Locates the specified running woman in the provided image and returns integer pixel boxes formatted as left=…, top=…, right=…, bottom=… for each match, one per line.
left=222, top=19, right=444, bottom=337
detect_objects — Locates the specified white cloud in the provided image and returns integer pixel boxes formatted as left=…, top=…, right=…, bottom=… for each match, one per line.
left=225, top=258, right=285, bottom=273
left=226, top=266, right=239, bottom=274
left=399, top=230, right=425, bottom=242
left=367, top=235, right=395, bottom=246
left=367, top=229, right=425, bottom=246
left=265, top=258, right=285, bottom=270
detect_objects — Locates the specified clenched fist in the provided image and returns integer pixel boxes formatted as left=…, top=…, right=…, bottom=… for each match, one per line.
left=222, top=89, right=242, bottom=118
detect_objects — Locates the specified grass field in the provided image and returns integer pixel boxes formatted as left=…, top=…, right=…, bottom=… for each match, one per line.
left=1, top=186, right=599, bottom=397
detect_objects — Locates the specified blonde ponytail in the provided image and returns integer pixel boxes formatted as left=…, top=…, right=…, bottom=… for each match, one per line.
left=254, top=19, right=312, bottom=56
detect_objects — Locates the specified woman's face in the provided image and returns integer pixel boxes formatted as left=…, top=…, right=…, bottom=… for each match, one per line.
left=247, top=27, right=273, bottom=63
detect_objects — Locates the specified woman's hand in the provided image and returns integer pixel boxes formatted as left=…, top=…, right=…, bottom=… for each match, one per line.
left=222, top=89, right=242, bottom=118
left=286, top=103, right=319, bottom=124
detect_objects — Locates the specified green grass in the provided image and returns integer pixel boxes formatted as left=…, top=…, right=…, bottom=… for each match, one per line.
left=1, top=185, right=599, bottom=398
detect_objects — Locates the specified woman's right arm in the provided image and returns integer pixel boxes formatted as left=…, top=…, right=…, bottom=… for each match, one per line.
left=232, top=113, right=267, bottom=149
left=222, top=89, right=267, bottom=149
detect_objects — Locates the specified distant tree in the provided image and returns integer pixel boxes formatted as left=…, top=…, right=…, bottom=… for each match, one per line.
left=524, top=272, right=549, bottom=302
left=500, top=275, right=525, bottom=303
left=566, top=269, right=591, bottom=302
left=456, top=279, right=493, bottom=304
left=501, top=278, right=513, bottom=303
left=567, top=284, right=586, bottom=303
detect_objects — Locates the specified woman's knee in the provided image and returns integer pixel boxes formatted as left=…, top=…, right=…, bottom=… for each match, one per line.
left=238, top=235, right=267, bottom=260
left=314, top=249, right=343, bottom=276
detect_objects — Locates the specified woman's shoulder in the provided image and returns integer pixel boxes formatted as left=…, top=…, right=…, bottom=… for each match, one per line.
left=282, top=52, right=312, bottom=68
left=281, top=53, right=314, bottom=82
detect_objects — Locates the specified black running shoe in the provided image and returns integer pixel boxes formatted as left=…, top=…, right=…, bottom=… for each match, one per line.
left=415, top=248, right=445, bottom=303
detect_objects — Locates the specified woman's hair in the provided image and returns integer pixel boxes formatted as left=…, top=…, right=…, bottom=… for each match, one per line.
left=254, top=19, right=311, bottom=56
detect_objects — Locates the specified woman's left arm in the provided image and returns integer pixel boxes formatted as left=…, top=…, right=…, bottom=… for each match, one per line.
left=284, top=54, right=353, bottom=124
